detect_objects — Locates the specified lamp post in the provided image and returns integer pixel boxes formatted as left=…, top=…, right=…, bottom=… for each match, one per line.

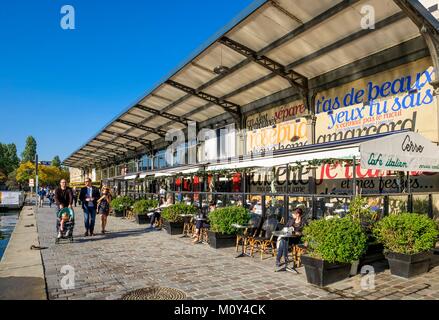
left=35, top=154, right=39, bottom=206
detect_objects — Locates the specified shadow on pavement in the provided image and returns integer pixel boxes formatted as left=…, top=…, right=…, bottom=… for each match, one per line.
left=73, top=228, right=159, bottom=243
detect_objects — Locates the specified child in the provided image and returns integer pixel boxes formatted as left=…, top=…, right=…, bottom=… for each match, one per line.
left=58, top=212, right=71, bottom=238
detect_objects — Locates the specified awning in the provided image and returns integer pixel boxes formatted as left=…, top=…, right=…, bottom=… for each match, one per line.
left=207, top=146, right=360, bottom=171
left=360, top=132, right=439, bottom=172
left=124, top=175, right=138, bottom=180
left=139, top=173, right=155, bottom=179
left=155, top=172, right=174, bottom=178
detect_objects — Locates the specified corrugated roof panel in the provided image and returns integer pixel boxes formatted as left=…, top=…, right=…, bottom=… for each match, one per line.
left=195, top=42, right=247, bottom=72
left=268, top=0, right=402, bottom=66
left=295, top=18, right=419, bottom=78
left=203, top=62, right=271, bottom=98
left=228, top=75, right=290, bottom=105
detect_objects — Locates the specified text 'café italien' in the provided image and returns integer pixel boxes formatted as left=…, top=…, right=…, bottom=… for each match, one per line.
left=64, top=0, right=439, bottom=217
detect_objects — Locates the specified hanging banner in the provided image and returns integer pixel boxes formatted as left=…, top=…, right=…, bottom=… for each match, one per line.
left=360, top=132, right=439, bottom=172
left=245, top=100, right=308, bottom=154
left=315, top=58, right=438, bottom=144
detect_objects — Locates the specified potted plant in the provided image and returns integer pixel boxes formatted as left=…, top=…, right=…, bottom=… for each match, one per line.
left=110, top=196, right=134, bottom=217
left=302, top=216, right=368, bottom=287
left=348, top=197, right=383, bottom=273
left=207, top=206, right=251, bottom=249
left=133, top=199, right=159, bottom=224
left=373, top=213, right=439, bottom=278
left=161, top=204, right=197, bottom=235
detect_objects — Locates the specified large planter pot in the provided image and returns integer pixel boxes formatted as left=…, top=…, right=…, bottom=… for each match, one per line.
left=135, top=214, right=151, bottom=225
left=208, top=231, right=236, bottom=249
left=163, top=220, right=184, bottom=235
left=301, top=255, right=352, bottom=287
left=385, top=251, right=432, bottom=279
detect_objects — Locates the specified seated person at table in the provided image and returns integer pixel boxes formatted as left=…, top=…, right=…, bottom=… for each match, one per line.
left=150, top=196, right=173, bottom=229
left=275, top=208, right=305, bottom=269
left=192, top=206, right=209, bottom=244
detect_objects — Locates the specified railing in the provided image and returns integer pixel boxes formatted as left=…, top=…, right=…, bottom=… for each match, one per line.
left=120, top=190, right=438, bottom=220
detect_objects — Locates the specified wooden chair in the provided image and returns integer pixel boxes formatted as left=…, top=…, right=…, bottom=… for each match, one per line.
left=291, top=242, right=306, bottom=268
left=183, top=216, right=194, bottom=237
left=248, top=217, right=278, bottom=260
left=235, top=227, right=254, bottom=253
left=200, top=228, right=209, bottom=244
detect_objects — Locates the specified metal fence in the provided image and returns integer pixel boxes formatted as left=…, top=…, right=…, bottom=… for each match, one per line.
left=125, top=190, right=438, bottom=221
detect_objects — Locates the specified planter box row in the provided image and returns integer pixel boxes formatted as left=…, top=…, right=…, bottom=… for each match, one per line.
left=302, top=251, right=434, bottom=288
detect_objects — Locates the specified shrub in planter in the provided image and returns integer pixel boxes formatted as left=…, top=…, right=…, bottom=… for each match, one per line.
left=373, top=213, right=439, bottom=278
left=348, top=197, right=383, bottom=272
left=161, top=204, right=197, bottom=235
left=133, top=199, right=159, bottom=224
left=207, top=206, right=251, bottom=249
left=302, top=216, right=368, bottom=287
left=110, top=196, right=134, bottom=217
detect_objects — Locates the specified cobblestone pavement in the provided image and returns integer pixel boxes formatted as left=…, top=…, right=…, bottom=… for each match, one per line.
left=36, top=206, right=439, bottom=300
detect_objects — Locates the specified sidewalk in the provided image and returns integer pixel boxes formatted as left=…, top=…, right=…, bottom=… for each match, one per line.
left=0, top=206, right=47, bottom=300
left=33, top=205, right=439, bottom=300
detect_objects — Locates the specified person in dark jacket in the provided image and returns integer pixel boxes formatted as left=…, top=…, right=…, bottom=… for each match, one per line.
left=54, top=180, right=73, bottom=210
left=79, top=178, right=101, bottom=237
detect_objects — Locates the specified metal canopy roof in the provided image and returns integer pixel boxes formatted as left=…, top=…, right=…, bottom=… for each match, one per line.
left=64, top=0, right=439, bottom=169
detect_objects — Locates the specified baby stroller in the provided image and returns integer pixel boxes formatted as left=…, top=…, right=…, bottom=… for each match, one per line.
left=56, top=208, right=75, bottom=244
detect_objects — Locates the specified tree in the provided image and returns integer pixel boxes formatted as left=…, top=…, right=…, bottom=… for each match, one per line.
left=52, top=156, right=61, bottom=168
left=6, top=170, right=20, bottom=190
left=0, top=143, right=20, bottom=176
left=16, top=162, right=70, bottom=188
left=21, top=136, right=37, bottom=163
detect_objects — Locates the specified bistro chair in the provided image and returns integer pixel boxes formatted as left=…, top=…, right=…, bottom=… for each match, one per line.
left=249, top=217, right=278, bottom=260
left=182, top=215, right=195, bottom=237
left=291, top=243, right=307, bottom=268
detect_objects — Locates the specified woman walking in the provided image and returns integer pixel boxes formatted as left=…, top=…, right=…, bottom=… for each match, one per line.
left=97, top=187, right=112, bottom=234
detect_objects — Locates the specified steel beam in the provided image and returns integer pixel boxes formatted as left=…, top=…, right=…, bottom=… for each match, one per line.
left=102, top=130, right=152, bottom=145
left=115, top=119, right=167, bottom=138
left=134, top=104, right=188, bottom=125
left=165, top=79, right=242, bottom=120
left=219, top=36, right=307, bottom=91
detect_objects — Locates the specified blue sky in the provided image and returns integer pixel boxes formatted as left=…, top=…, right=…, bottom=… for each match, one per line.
left=0, top=0, right=254, bottom=162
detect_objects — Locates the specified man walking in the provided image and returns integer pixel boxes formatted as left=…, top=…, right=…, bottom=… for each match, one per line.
left=38, top=187, right=47, bottom=208
left=79, top=178, right=100, bottom=237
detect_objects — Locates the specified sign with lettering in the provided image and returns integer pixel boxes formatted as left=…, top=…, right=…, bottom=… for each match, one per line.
left=315, top=58, right=438, bottom=144
left=245, top=101, right=308, bottom=154
left=249, top=164, right=439, bottom=195
left=360, top=132, right=439, bottom=172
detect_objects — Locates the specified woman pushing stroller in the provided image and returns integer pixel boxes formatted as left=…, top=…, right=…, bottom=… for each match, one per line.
left=54, top=179, right=75, bottom=241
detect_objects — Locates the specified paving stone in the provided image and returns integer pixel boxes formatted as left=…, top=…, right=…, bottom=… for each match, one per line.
left=35, top=206, right=439, bottom=301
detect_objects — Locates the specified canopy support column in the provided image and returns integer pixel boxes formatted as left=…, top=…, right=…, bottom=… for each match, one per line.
left=352, top=156, right=357, bottom=197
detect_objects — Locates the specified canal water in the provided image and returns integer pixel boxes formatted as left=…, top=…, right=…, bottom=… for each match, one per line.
left=0, top=211, right=19, bottom=261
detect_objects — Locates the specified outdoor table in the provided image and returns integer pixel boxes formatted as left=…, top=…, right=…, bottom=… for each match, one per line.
left=232, top=223, right=254, bottom=258
left=272, top=230, right=300, bottom=274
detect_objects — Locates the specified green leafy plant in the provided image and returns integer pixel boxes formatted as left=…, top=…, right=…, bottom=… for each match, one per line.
left=208, top=206, right=251, bottom=235
left=373, top=213, right=439, bottom=255
left=303, top=216, right=368, bottom=263
left=133, top=199, right=159, bottom=215
left=349, top=197, right=379, bottom=233
left=110, top=196, right=134, bottom=212
left=161, top=204, right=197, bottom=223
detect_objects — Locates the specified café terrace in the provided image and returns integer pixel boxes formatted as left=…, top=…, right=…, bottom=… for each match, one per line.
left=64, top=0, right=439, bottom=220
